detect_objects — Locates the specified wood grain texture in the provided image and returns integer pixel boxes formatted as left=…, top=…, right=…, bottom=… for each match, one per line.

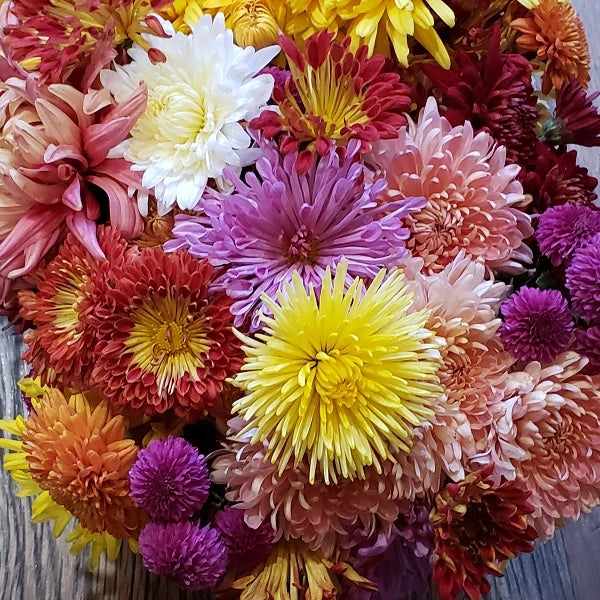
left=1, top=1, right=600, bottom=598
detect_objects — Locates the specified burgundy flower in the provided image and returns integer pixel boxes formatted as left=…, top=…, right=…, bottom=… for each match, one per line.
left=431, top=467, right=537, bottom=600
left=424, top=27, right=538, bottom=169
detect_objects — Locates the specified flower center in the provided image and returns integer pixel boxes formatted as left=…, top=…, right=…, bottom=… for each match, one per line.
left=124, top=293, right=212, bottom=394
left=50, top=272, right=89, bottom=338
left=313, top=350, right=364, bottom=411
left=286, top=225, right=320, bottom=264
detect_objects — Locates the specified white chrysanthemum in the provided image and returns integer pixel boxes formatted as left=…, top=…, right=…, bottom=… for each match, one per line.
left=100, top=13, right=279, bottom=215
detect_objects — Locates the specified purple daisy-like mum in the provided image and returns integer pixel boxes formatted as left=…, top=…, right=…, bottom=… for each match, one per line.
left=139, top=522, right=228, bottom=590
left=129, top=437, right=210, bottom=522
left=536, top=204, right=600, bottom=266
left=567, top=234, right=600, bottom=323
left=165, top=140, right=425, bottom=330
left=574, top=327, right=600, bottom=374
left=214, top=506, right=274, bottom=572
left=499, top=287, right=573, bottom=364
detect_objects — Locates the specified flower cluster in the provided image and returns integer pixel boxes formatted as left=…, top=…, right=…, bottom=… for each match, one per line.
left=0, top=2, right=599, bottom=600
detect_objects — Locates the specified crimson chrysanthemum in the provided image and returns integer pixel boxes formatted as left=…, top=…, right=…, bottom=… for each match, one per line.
left=543, top=81, right=600, bottom=147
left=22, top=388, right=146, bottom=538
left=424, top=27, right=538, bottom=168
left=512, top=0, right=590, bottom=95
left=250, top=32, right=411, bottom=173
left=91, top=248, right=243, bottom=418
left=431, top=467, right=537, bottom=600
left=4, top=0, right=171, bottom=84
left=18, top=227, right=129, bottom=388
left=521, top=143, right=598, bottom=212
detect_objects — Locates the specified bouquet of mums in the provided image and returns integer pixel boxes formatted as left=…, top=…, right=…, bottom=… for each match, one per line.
left=1, top=0, right=600, bottom=598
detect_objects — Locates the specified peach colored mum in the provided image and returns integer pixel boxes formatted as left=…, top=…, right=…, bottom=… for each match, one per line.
left=490, top=352, right=600, bottom=538
left=212, top=422, right=408, bottom=558
left=407, top=253, right=514, bottom=470
left=371, top=97, right=533, bottom=275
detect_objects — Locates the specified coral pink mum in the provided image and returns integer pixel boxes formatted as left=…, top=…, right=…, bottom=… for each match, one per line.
left=212, top=422, right=408, bottom=558
left=408, top=253, right=513, bottom=462
left=371, top=98, right=533, bottom=275
left=489, top=352, right=600, bottom=538
left=0, top=75, right=146, bottom=285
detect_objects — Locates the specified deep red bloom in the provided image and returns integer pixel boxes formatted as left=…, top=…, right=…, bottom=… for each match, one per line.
left=521, top=143, right=598, bottom=213
left=91, top=248, right=243, bottom=419
left=431, top=466, right=537, bottom=600
left=543, top=81, right=600, bottom=147
left=250, top=32, right=411, bottom=173
left=18, top=226, right=129, bottom=388
left=424, top=27, right=538, bottom=169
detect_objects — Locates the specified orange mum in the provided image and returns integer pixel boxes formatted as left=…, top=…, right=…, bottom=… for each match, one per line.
left=21, top=389, right=145, bottom=538
left=512, top=0, right=590, bottom=94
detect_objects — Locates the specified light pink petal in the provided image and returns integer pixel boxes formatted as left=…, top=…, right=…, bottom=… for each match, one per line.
left=92, top=158, right=142, bottom=188
left=34, top=98, right=81, bottom=148
left=0, top=204, right=68, bottom=277
left=81, top=27, right=118, bottom=93
left=61, top=175, right=82, bottom=211
left=101, top=83, right=147, bottom=127
left=87, top=174, right=143, bottom=239
left=83, top=88, right=113, bottom=115
left=84, top=117, right=136, bottom=167
left=9, top=169, right=64, bottom=204
left=66, top=212, right=104, bottom=260
left=44, top=143, right=87, bottom=168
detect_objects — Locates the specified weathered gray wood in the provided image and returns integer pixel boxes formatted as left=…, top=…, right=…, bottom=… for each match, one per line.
left=2, top=1, right=600, bottom=598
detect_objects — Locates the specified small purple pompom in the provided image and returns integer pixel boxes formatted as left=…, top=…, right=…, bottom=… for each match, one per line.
left=567, top=235, right=600, bottom=323
left=536, top=204, right=600, bottom=266
left=214, top=506, right=274, bottom=572
left=129, top=436, right=210, bottom=522
left=139, top=521, right=228, bottom=590
left=499, top=287, right=573, bottom=363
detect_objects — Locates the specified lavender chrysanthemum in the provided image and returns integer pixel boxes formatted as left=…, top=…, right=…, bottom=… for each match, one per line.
left=536, top=204, right=600, bottom=266
left=567, top=235, right=600, bottom=323
left=214, top=506, right=275, bottom=572
left=165, top=140, right=425, bottom=329
left=499, top=287, right=573, bottom=363
left=129, top=437, right=210, bottom=522
left=574, top=327, right=600, bottom=374
left=139, top=522, right=228, bottom=590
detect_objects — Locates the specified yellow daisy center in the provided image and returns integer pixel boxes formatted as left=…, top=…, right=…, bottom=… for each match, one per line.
left=124, top=294, right=212, bottom=394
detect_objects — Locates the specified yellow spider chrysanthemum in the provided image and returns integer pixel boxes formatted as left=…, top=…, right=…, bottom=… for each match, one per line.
left=0, top=406, right=131, bottom=570
left=314, top=0, right=456, bottom=68
left=233, top=263, right=441, bottom=484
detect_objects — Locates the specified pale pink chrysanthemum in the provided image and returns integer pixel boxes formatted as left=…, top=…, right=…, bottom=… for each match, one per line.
left=405, top=253, right=513, bottom=478
left=0, top=75, right=146, bottom=284
left=371, top=97, right=533, bottom=275
left=212, top=422, right=409, bottom=559
left=489, top=352, right=600, bottom=538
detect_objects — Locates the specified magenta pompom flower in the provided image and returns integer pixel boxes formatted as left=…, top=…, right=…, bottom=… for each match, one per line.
left=139, top=522, right=228, bottom=590
left=567, top=235, right=600, bottom=323
left=214, top=506, right=275, bottom=573
left=129, top=437, right=210, bottom=522
left=499, top=287, right=573, bottom=364
left=536, top=204, right=600, bottom=266
left=166, top=140, right=424, bottom=330
left=574, top=327, right=600, bottom=374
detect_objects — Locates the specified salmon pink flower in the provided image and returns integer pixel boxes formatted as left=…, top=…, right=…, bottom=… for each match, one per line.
left=0, top=76, right=146, bottom=284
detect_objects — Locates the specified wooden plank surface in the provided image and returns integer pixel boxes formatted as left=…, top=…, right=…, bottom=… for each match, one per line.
left=1, top=1, right=600, bottom=598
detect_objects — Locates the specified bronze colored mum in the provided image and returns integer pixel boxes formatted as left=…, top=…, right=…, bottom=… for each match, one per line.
left=22, top=388, right=145, bottom=538
left=431, top=466, right=538, bottom=600
left=512, top=0, right=590, bottom=94
left=91, top=247, right=243, bottom=419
